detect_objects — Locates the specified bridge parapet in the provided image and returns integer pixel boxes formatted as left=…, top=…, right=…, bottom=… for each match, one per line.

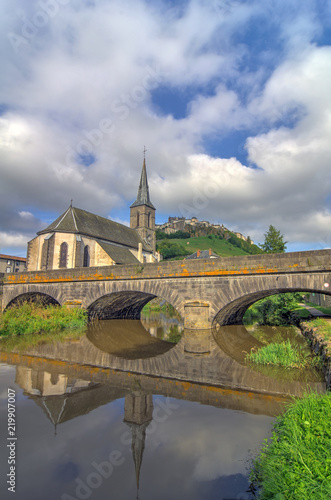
left=3, top=249, right=331, bottom=285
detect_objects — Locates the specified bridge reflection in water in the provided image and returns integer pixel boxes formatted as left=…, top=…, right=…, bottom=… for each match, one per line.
left=0, top=319, right=325, bottom=402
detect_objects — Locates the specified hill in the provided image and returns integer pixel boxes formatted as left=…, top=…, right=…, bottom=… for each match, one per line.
left=156, top=232, right=263, bottom=260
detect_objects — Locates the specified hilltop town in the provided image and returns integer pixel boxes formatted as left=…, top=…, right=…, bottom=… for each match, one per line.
left=156, top=216, right=254, bottom=244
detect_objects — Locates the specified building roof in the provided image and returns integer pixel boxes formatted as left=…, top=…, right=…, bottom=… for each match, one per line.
left=186, top=249, right=219, bottom=260
left=130, top=159, right=155, bottom=210
left=0, top=254, right=26, bottom=262
left=98, top=241, right=140, bottom=264
left=37, top=206, right=151, bottom=252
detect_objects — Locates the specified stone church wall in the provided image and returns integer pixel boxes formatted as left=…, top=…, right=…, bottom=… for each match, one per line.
left=27, top=236, right=41, bottom=271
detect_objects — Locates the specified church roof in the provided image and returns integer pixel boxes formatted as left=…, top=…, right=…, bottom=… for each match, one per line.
left=37, top=206, right=151, bottom=251
left=130, top=159, right=155, bottom=210
left=98, top=241, right=140, bottom=264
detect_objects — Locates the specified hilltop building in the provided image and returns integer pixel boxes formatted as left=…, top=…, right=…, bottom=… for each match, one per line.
left=27, top=158, right=159, bottom=271
left=157, top=216, right=254, bottom=244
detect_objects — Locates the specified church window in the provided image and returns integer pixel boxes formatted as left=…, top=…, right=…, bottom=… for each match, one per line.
left=137, top=212, right=140, bottom=227
left=59, top=242, right=68, bottom=268
left=147, top=212, right=151, bottom=228
left=83, top=245, right=90, bottom=267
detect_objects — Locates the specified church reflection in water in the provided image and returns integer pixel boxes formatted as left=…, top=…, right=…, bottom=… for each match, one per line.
left=15, top=364, right=154, bottom=496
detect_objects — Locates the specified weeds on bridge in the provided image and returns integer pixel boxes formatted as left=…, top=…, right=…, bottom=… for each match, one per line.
left=0, top=302, right=87, bottom=337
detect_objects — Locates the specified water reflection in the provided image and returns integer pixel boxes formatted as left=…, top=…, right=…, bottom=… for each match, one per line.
left=141, top=308, right=184, bottom=342
left=87, top=319, right=175, bottom=359
left=0, top=362, right=275, bottom=500
left=0, top=313, right=326, bottom=500
left=213, top=323, right=323, bottom=383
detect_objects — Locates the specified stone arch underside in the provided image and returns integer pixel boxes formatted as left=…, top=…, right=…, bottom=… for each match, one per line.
left=88, top=291, right=156, bottom=320
left=213, top=286, right=331, bottom=326
left=5, top=292, right=60, bottom=310
left=85, top=281, right=184, bottom=320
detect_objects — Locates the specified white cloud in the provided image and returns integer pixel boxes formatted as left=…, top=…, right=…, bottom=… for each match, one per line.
left=0, top=0, right=330, bottom=255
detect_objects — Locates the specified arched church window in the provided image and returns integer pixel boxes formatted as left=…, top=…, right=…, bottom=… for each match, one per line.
left=83, top=245, right=90, bottom=267
left=59, top=242, right=68, bottom=268
left=147, top=212, right=151, bottom=228
left=137, top=212, right=140, bottom=227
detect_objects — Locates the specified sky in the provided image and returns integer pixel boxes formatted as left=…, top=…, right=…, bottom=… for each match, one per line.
left=1, top=0, right=331, bottom=257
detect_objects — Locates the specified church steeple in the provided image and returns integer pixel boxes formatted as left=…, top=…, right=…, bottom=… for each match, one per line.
left=130, top=151, right=156, bottom=252
left=130, top=156, right=155, bottom=210
left=123, top=392, right=153, bottom=498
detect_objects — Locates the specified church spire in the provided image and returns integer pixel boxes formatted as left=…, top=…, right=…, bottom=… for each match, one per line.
left=130, top=152, right=155, bottom=210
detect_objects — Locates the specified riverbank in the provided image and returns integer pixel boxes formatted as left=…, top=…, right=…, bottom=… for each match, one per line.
left=251, top=391, right=331, bottom=499
left=299, top=318, right=331, bottom=389
left=250, top=318, right=331, bottom=498
left=0, top=302, right=87, bottom=337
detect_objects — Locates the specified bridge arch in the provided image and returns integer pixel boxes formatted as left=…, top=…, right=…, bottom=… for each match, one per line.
left=4, top=292, right=60, bottom=310
left=87, top=291, right=156, bottom=320
left=85, top=282, right=184, bottom=321
left=212, top=287, right=331, bottom=326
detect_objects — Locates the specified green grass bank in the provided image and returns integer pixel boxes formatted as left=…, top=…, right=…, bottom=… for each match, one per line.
left=246, top=339, right=320, bottom=370
left=251, top=391, right=331, bottom=499
left=0, top=302, right=87, bottom=337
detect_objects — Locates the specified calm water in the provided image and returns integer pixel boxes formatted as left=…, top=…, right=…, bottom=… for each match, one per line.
left=0, top=312, right=326, bottom=500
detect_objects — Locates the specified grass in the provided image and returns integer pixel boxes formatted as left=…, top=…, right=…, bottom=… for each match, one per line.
left=305, top=301, right=331, bottom=315
left=246, top=339, right=320, bottom=369
left=308, top=317, right=331, bottom=342
left=157, top=235, right=250, bottom=257
left=251, top=392, right=331, bottom=499
left=0, top=302, right=87, bottom=337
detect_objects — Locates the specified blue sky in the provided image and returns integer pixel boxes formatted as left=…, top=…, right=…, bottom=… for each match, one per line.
left=1, top=0, right=331, bottom=256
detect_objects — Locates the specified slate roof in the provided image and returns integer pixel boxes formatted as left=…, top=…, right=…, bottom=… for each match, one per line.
left=38, top=206, right=151, bottom=252
left=98, top=241, right=140, bottom=264
left=186, top=249, right=219, bottom=260
left=130, top=159, right=155, bottom=210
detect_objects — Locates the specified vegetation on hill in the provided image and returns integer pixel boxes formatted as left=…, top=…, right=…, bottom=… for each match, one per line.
left=156, top=229, right=263, bottom=260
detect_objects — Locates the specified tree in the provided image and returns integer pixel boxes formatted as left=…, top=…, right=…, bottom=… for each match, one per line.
left=260, top=225, right=287, bottom=253
left=156, top=241, right=190, bottom=260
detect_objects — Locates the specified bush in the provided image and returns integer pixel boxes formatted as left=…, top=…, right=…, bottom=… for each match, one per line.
left=245, top=293, right=304, bottom=326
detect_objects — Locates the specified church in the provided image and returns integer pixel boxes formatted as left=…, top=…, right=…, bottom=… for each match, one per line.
left=26, top=158, right=159, bottom=271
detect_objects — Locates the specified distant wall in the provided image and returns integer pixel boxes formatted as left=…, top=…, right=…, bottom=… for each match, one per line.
left=308, top=293, right=331, bottom=308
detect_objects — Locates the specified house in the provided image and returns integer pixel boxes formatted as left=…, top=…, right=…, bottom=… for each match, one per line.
left=0, top=254, right=27, bottom=273
left=186, top=248, right=219, bottom=260
left=27, top=158, right=159, bottom=271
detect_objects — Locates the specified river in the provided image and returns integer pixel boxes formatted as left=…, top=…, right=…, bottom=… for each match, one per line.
left=0, top=310, right=325, bottom=500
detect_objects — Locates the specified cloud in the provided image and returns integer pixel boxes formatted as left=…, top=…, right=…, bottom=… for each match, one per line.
left=0, top=0, right=330, bottom=255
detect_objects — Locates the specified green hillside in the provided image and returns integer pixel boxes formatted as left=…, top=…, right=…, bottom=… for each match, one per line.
left=156, top=234, right=263, bottom=260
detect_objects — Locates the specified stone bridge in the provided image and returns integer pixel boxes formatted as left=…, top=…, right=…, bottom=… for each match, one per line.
left=2, top=249, right=331, bottom=328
